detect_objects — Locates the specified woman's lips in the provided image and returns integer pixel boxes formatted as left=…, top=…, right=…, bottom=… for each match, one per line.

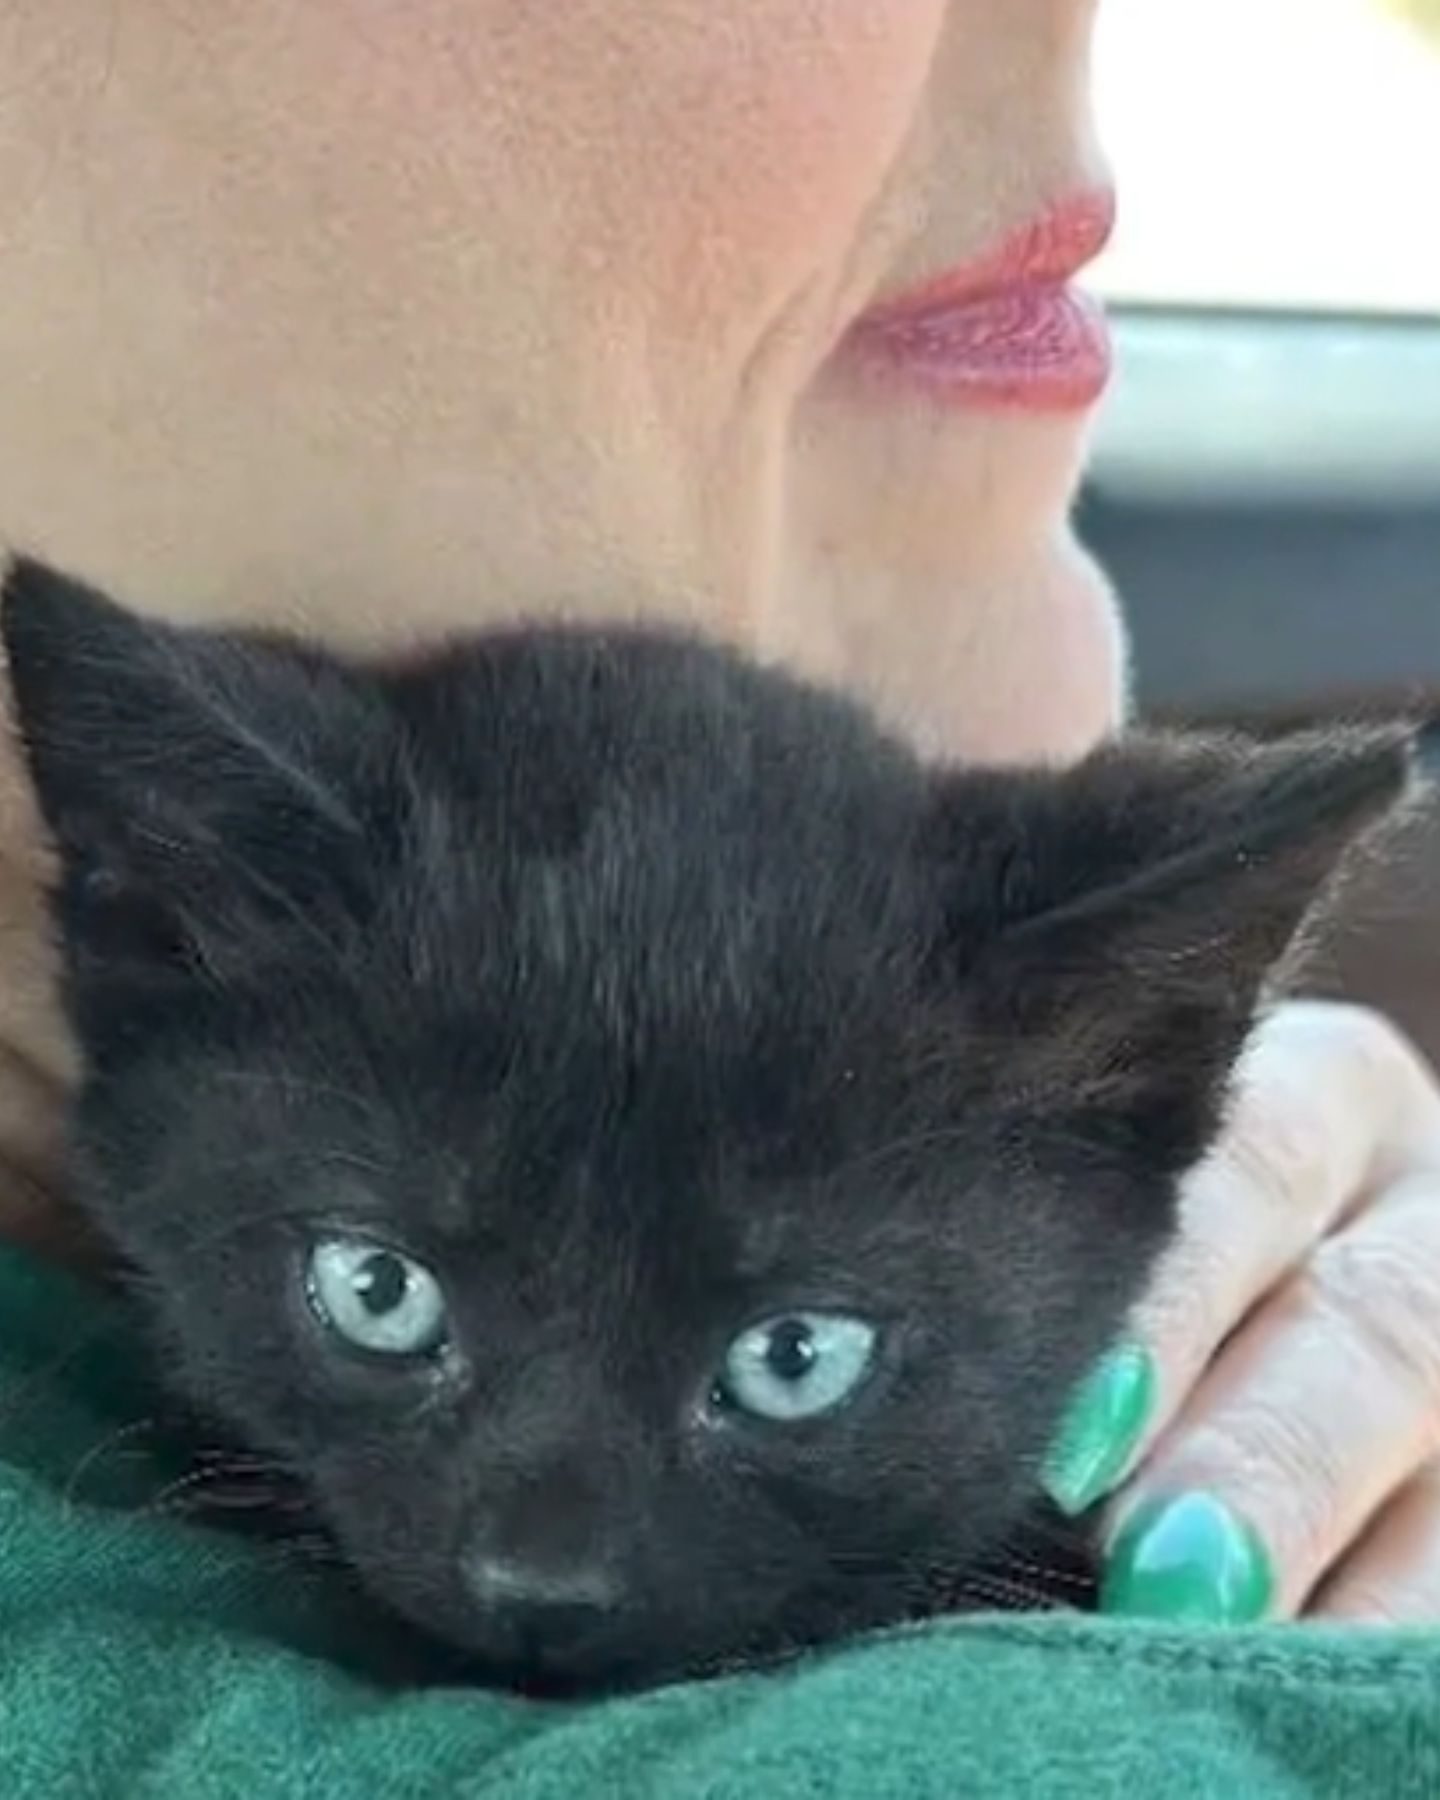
left=839, top=190, right=1116, bottom=414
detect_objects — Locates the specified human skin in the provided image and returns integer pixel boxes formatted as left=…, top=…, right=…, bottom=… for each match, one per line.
left=0, top=0, right=1437, bottom=1627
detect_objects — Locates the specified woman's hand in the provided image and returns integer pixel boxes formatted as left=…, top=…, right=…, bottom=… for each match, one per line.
left=1043, top=999, right=1440, bottom=1623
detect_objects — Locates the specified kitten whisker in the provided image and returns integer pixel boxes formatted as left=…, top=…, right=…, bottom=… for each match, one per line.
left=822, top=1124, right=977, bottom=1185
left=985, top=1548, right=1093, bottom=1593
left=946, top=1571, right=1064, bottom=1612
left=137, top=1454, right=308, bottom=1523
left=60, top=1415, right=166, bottom=1510
left=137, top=1463, right=254, bottom=1520
left=206, top=1067, right=380, bottom=1123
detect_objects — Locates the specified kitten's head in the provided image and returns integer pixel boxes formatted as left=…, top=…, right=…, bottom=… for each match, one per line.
left=1, top=558, right=1413, bottom=1690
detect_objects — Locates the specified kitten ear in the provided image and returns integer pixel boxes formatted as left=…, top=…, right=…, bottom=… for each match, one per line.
left=927, top=729, right=1419, bottom=1126
left=2, top=558, right=391, bottom=986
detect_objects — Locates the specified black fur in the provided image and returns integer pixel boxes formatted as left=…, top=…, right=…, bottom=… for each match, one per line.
left=0, top=557, right=1413, bottom=1692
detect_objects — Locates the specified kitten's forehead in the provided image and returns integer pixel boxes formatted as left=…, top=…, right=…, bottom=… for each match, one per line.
left=192, top=984, right=921, bottom=1278
left=437, top=840, right=916, bottom=1034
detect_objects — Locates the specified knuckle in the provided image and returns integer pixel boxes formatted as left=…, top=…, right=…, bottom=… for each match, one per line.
left=1131, top=1220, right=1248, bottom=1366
left=1205, top=1094, right=1326, bottom=1224
left=1221, top=1400, right=1348, bottom=1564
left=1258, top=999, right=1408, bottom=1071
left=1273, top=1000, right=1435, bottom=1124
left=1212, top=1001, right=1439, bottom=1223
left=1307, top=1230, right=1440, bottom=1412
left=1326, top=1004, right=1425, bottom=1096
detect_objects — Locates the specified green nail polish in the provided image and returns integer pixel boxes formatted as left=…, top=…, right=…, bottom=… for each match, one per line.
left=1100, top=1493, right=1275, bottom=1623
left=1041, top=1342, right=1156, bottom=1517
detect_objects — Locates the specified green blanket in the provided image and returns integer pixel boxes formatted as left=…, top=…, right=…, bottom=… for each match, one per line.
left=1, top=1246, right=1437, bottom=1799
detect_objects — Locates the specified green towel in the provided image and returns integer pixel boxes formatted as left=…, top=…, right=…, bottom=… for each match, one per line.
left=0, top=1246, right=1437, bottom=1799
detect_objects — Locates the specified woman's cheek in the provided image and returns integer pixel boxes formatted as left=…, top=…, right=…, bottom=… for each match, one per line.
left=323, top=0, right=946, bottom=352
left=617, top=1, right=948, bottom=342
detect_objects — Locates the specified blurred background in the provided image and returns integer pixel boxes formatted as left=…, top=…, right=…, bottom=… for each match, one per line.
left=1094, top=0, right=1440, bottom=316
left=1081, top=0, right=1440, bottom=1052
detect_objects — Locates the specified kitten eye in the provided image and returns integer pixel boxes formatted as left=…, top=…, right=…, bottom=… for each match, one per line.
left=718, top=1313, right=878, bottom=1422
left=305, top=1237, right=449, bottom=1359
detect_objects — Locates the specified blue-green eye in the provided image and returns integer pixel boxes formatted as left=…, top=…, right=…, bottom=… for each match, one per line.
left=306, top=1238, right=449, bottom=1358
left=718, top=1313, right=879, bottom=1422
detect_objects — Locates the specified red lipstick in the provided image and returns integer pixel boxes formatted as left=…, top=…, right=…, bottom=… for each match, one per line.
left=840, top=190, right=1115, bottom=413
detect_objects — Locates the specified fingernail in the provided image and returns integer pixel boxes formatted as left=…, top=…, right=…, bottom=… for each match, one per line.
left=1099, top=1492, right=1275, bottom=1623
left=1041, top=1342, right=1156, bottom=1517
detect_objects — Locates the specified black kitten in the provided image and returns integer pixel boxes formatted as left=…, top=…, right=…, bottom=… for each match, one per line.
left=0, top=558, right=1413, bottom=1693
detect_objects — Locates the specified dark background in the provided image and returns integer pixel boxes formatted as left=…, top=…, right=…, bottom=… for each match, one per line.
left=1084, top=488, right=1440, bottom=1060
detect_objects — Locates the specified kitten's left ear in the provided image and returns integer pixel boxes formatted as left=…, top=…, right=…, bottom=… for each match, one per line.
left=2, top=557, right=394, bottom=982
left=926, top=728, right=1421, bottom=1115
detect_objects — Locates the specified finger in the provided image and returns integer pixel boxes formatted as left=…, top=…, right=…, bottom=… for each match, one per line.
left=1100, top=1170, right=1440, bottom=1621
left=1310, top=1458, right=1440, bottom=1624
left=1041, top=1002, right=1440, bottom=1520
left=1129, top=1002, right=1440, bottom=1462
